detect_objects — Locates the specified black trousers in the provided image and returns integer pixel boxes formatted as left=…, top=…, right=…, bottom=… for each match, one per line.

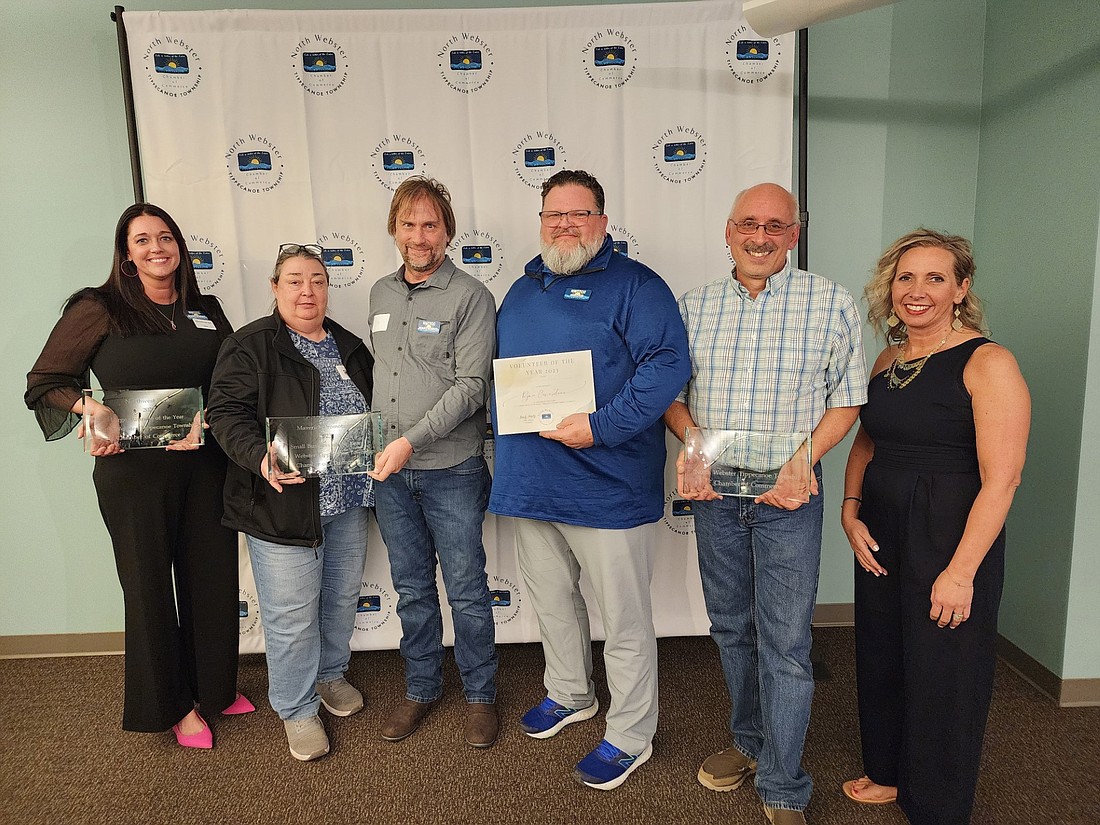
left=855, top=465, right=1004, bottom=825
left=93, top=444, right=239, bottom=732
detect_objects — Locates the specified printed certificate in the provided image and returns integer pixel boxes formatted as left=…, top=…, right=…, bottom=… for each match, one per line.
left=493, top=350, right=596, bottom=435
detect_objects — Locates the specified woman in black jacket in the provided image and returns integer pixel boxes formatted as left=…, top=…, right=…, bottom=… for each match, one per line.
left=207, top=243, right=374, bottom=762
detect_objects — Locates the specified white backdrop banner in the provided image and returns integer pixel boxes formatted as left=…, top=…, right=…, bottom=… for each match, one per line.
left=124, top=2, right=794, bottom=653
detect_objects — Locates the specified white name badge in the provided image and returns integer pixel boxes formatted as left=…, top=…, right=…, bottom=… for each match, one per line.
left=372, top=313, right=390, bottom=333
left=335, top=364, right=350, bottom=380
left=186, top=311, right=216, bottom=330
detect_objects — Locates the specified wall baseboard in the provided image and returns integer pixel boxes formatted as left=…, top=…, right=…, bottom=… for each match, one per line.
left=811, top=602, right=855, bottom=626
left=996, top=635, right=1100, bottom=708
left=2, top=608, right=859, bottom=658
left=0, top=632, right=124, bottom=658
left=3, top=613, right=1097, bottom=708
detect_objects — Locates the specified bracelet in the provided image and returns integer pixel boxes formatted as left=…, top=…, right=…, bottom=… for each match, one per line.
left=947, top=571, right=974, bottom=588
left=842, top=496, right=862, bottom=504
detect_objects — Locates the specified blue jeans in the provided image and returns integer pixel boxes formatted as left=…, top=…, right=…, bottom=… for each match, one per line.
left=692, top=468, right=824, bottom=812
left=246, top=507, right=369, bottom=720
left=373, top=454, right=497, bottom=704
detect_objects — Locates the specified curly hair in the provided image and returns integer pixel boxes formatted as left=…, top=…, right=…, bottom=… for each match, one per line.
left=866, top=228, right=986, bottom=345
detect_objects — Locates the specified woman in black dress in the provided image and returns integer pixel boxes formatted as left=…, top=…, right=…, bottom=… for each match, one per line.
left=840, top=229, right=1030, bottom=824
left=25, top=203, right=252, bottom=749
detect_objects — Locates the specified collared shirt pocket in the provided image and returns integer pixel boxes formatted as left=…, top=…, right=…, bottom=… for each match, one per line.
left=410, top=317, right=454, bottom=362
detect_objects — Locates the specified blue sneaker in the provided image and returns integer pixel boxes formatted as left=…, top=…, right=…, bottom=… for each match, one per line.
left=574, top=739, right=653, bottom=790
left=519, top=696, right=599, bottom=739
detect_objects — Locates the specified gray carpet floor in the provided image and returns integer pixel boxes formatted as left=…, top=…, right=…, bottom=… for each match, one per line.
left=1, top=627, right=1097, bottom=824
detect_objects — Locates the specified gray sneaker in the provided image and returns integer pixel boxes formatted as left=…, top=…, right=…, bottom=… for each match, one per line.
left=317, top=678, right=364, bottom=717
left=284, top=716, right=330, bottom=761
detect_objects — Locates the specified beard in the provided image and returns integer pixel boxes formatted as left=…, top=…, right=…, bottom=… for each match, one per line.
left=540, top=234, right=604, bottom=275
left=402, top=246, right=444, bottom=274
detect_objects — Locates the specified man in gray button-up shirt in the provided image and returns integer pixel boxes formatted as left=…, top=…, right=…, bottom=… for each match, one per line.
left=367, top=176, right=499, bottom=748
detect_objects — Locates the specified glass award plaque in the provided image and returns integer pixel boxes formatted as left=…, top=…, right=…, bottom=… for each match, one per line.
left=83, top=387, right=204, bottom=451
left=683, top=428, right=812, bottom=502
left=265, top=413, right=384, bottom=477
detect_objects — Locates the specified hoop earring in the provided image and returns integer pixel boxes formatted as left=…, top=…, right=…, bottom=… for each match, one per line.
left=952, top=304, right=963, bottom=331
left=887, top=311, right=899, bottom=328
left=122, top=260, right=139, bottom=278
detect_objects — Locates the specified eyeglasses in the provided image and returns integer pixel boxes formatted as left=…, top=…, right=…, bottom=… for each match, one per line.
left=539, top=210, right=603, bottom=226
left=728, top=219, right=798, bottom=236
left=278, top=242, right=324, bottom=257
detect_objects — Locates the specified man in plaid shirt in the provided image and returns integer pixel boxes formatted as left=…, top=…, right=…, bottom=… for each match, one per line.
left=664, top=183, right=866, bottom=825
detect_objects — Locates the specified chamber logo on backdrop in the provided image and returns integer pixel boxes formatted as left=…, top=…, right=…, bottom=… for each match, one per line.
left=581, top=28, right=637, bottom=88
left=316, top=231, right=366, bottom=288
left=290, top=34, right=350, bottom=96
left=608, top=224, right=640, bottom=261
left=438, top=33, right=494, bottom=93
left=489, top=575, right=522, bottom=625
left=371, top=134, right=428, bottom=192
left=449, top=230, right=505, bottom=284
left=354, top=582, right=394, bottom=632
left=726, top=25, right=782, bottom=84
left=662, top=492, right=696, bottom=535
left=512, top=132, right=568, bottom=189
left=239, top=588, right=260, bottom=635
left=226, top=135, right=285, bottom=193
left=187, top=233, right=226, bottom=290
left=142, top=37, right=202, bottom=97
left=652, top=125, right=707, bottom=184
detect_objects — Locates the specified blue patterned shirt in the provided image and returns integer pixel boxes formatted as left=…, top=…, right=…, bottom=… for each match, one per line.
left=289, top=330, right=372, bottom=516
left=677, top=265, right=867, bottom=433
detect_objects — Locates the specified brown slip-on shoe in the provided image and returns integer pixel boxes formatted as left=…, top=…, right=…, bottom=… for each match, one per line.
left=380, top=698, right=437, bottom=742
left=465, top=702, right=499, bottom=748
left=763, top=804, right=807, bottom=824
left=698, top=746, right=758, bottom=791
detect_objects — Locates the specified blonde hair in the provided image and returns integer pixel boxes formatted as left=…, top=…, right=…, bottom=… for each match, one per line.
left=866, top=228, right=986, bottom=344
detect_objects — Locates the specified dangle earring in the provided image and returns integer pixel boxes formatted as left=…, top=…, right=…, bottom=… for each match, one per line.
left=887, top=310, right=899, bottom=328
left=122, top=260, right=139, bottom=278
left=952, top=304, right=963, bottom=332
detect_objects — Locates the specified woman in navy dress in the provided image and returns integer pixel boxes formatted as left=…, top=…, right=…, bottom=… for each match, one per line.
left=840, top=229, right=1030, bottom=824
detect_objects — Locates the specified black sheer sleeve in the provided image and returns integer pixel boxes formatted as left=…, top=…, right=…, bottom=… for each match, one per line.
left=25, top=297, right=111, bottom=441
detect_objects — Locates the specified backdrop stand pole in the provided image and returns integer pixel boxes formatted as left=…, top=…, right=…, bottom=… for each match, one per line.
left=111, top=5, right=144, bottom=203
left=796, top=26, right=808, bottom=271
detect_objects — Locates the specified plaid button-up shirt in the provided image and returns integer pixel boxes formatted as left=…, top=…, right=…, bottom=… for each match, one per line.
left=677, top=265, right=867, bottom=434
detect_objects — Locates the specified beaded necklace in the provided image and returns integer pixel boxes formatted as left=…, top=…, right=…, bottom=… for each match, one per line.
left=885, top=330, right=951, bottom=390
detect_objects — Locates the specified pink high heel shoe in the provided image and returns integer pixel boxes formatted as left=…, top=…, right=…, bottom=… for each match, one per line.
left=222, top=692, right=256, bottom=715
left=172, top=712, right=213, bottom=749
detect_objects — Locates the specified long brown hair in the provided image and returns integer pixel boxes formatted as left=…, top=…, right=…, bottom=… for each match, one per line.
left=65, top=203, right=204, bottom=336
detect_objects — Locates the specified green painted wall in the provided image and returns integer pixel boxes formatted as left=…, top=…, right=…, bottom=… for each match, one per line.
left=808, top=1, right=986, bottom=602
left=973, top=0, right=1100, bottom=678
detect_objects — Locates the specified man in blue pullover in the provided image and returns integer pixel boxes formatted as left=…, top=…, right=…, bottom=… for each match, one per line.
left=491, top=169, right=690, bottom=790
